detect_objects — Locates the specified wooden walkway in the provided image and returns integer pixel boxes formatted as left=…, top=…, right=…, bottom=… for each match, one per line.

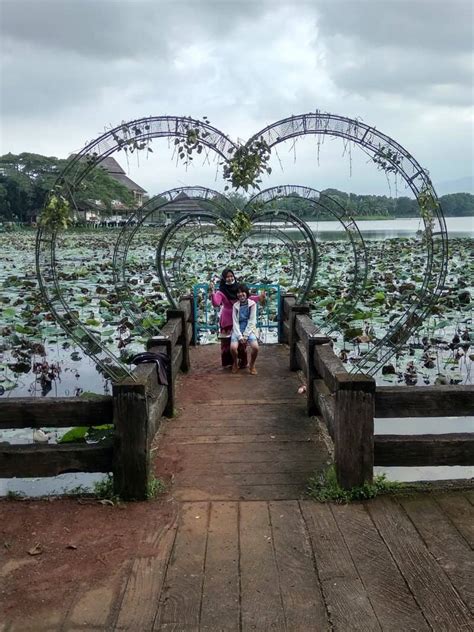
left=155, top=344, right=331, bottom=501
left=112, top=494, right=473, bottom=631
left=2, top=345, right=474, bottom=631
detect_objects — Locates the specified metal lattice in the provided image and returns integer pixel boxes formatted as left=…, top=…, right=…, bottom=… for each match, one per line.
left=36, top=112, right=448, bottom=379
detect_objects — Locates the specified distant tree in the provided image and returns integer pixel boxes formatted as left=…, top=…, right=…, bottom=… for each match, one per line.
left=0, top=152, right=134, bottom=222
left=439, top=193, right=474, bottom=216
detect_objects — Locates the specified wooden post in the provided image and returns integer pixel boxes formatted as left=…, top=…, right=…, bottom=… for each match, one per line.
left=289, top=304, right=310, bottom=371
left=306, top=335, right=330, bottom=416
left=279, top=293, right=296, bottom=343
left=179, top=293, right=195, bottom=351
left=334, top=373, right=375, bottom=489
left=113, top=374, right=149, bottom=500
left=167, top=303, right=190, bottom=372
left=147, top=336, right=174, bottom=417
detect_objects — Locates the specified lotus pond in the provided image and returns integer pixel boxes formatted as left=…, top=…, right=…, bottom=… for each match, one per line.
left=1, top=227, right=472, bottom=494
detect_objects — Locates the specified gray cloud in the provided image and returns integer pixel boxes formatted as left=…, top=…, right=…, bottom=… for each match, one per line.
left=314, top=0, right=473, bottom=105
left=0, top=0, right=471, bottom=192
left=315, top=0, right=473, bottom=53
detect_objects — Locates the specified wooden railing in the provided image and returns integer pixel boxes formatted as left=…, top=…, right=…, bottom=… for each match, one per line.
left=0, top=296, right=194, bottom=500
left=280, top=294, right=474, bottom=489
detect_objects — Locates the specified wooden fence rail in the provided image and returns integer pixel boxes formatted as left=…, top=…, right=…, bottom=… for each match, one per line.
left=281, top=294, right=474, bottom=489
left=0, top=295, right=195, bottom=500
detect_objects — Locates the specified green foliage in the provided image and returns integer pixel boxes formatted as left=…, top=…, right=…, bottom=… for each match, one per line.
left=223, top=137, right=272, bottom=191
left=174, top=117, right=210, bottom=165
left=217, top=209, right=252, bottom=243
left=39, top=193, right=72, bottom=230
left=372, top=145, right=403, bottom=174
left=307, top=466, right=405, bottom=503
left=147, top=475, right=166, bottom=499
left=93, top=475, right=117, bottom=500
left=58, top=424, right=113, bottom=443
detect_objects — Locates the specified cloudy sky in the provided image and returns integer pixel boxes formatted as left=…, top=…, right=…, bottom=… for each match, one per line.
left=1, top=0, right=472, bottom=197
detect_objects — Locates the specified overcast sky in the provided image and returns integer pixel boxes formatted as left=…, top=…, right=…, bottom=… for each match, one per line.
left=1, top=0, right=472, bottom=196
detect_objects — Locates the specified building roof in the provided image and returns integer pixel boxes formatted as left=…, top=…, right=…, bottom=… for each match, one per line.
left=69, top=154, right=147, bottom=193
left=163, top=192, right=207, bottom=213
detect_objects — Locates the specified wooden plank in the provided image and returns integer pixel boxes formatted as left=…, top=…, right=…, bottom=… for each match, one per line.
left=171, top=344, right=183, bottom=381
left=165, top=433, right=315, bottom=444
left=160, top=317, right=182, bottom=347
left=434, top=493, right=474, bottom=548
left=178, top=296, right=193, bottom=321
left=281, top=320, right=290, bottom=344
left=147, top=384, right=168, bottom=442
left=159, top=442, right=320, bottom=463
left=200, top=502, right=239, bottom=631
left=295, top=340, right=308, bottom=377
left=294, top=313, right=320, bottom=344
left=115, top=521, right=178, bottom=631
left=399, top=495, right=474, bottom=610
left=313, top=344, right=347, bottom=392
left=334, top=387, right=374, bottom=487
left=282, top=294, right=296, bottom=319
left=367, top=496, right=472, bottom=630
left=268, top=501, right=329, bottom=630
left=0, top=396, right=113, bottom=429
left=0, top=442, right=112, bottom=477
left=239, top=501, right=286, bottom=630
left=374, top=433, right=474, bottom=466
left=300, top=501, right=381, bottom=631
left=174, top=471, right=313, bottom=487
left=168, top=461, right=321, bottom=476
left=375, top=384, right=474, bottom=418
left=331, top=502, right=430, bottom=631
left=173, top=485, right=308, bottom=502
left=314, top=380, right=335, bottom=439
left=154, top=502, right=209, bottom=631
left=289, top=305, right=310, bottom=371
left=165, top=421, right=315, bottom=434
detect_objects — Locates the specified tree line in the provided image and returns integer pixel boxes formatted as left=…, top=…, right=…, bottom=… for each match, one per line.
left=0, top=153, right=133, bottom=222
left=0, top=152, right=472, bottom=222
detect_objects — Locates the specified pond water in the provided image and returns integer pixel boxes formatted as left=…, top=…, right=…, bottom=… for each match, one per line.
left=305, top=216, right=474, bottom=240
left=0, top=224, right=472, bottom=496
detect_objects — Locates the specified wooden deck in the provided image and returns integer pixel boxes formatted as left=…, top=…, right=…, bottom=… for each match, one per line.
left=2, top=344, right=473, bottom=631
left=155, top=344, right=331, bottom=501
left=112, top=493, right=473, bottom=631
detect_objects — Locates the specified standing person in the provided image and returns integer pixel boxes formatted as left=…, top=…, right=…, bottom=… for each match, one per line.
left=209, top=268, right=263, bottom=368
left=230, top=284, right=259, bottom=375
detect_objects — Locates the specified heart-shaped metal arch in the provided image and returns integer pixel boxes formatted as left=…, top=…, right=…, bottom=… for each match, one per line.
left=36, top=112, right=447, bottom=378
left=113, top=186, right=235, bottom=334
left=37, top=120, right=236, bottom=380
left=246, top=114, right=448, bottom=374
left=155, top=209, right=318, bottom=309
left=246, top=185, right=368, bottom=334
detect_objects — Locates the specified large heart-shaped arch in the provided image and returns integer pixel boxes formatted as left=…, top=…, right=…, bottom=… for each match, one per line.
left=36, top=112, right=447, bottom=378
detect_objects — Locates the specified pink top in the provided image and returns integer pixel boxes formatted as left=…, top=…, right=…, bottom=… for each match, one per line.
left=211, top=291, right=260, bottom=330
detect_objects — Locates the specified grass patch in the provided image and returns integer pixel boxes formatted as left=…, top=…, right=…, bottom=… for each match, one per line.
left=307, top=466, right=405, bottom=503
left=91, top=474, right=166, bottom=502
left=93, top=475, right=119, bottom=502
left=147, top=475, right=166, bottom=499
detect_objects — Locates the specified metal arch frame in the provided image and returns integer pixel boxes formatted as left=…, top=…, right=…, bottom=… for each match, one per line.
left=57, top=116, right=236, bottom=188
left=246, top=185, right=368, bottom=333
left=112, top=186, right=236, bottom=334
left=155, top=210, right=319, bottom=308
left=36, top=112, right=448, bottom=379
left=244, top=210, right=318, bottom=303
left=247, top=114, right=448, bottom=375
left=36, top=118, right=237, bottom=380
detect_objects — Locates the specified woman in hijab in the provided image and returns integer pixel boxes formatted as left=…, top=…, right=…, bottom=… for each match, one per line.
left=210, top=268, right=262, bottom=368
